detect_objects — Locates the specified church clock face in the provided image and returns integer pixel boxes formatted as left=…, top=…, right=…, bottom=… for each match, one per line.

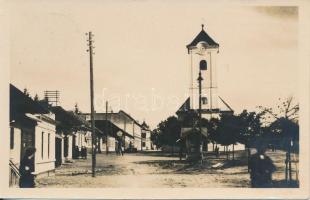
left=196, top=42, right=207, bottom=55
left=199, top=46, right=206, bottom=55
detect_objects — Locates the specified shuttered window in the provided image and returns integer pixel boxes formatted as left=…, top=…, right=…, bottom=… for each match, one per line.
left=48, top=133, right=50, bottom=158
left=41, top=132, right=44, bottom=159
left=10, top=127, right=14, bottom=149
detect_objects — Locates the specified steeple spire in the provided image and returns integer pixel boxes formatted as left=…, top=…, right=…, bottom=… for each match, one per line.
left=186, top=24, right=219, bottom=52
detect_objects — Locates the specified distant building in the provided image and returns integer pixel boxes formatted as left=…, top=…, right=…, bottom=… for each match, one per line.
left=81, top=110, right=147, bottom=152
left=51, top=106, right=102, bottom=165
left=141, top=121, right=152, bottom=150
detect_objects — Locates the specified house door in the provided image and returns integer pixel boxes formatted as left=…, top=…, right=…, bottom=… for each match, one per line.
left=55, top=138, right=62, bottom=167
left=64, top=136, right=68, bottom=158
left=72, top=135, right=77, bottom=159
left=20, top=127, right=35, bottom=162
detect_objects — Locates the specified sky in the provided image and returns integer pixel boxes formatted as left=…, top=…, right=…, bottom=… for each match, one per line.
left=10, top=1, right=298, bottom=129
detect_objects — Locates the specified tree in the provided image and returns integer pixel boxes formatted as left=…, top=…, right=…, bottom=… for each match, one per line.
left=23, top=88, right=30, bottom=97
left=258, top=97, right=299, bottom=182
left=74, top=103, right=80, bottom=114
left=259, top=96, right=299, bottom=150
left=234, top=110, right=264, bottom=171
left=269, top=117, right=299, bottom=151
left=154, top=116, right=181, bottom=154
left=33, top=94, right=39, bottom=102
left=217, top=114, right=240, bottom=160
left=151, top=129, right=160, bottom=148
left=237, top=110, right=263, bottom=148
left=259, top=96, right=299, bottom=123
left=260, top=97, right=299, bottom=182
left=204, top=118, right=220, bottom=152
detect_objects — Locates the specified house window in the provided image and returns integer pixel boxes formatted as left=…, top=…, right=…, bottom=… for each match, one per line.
left=10, top=127, right=14, bottom=149
left=142, top=142, right=146, bottom=147
left=48, top=133, right=50, bottom=158
left=41, top=132, right=44, bottom=159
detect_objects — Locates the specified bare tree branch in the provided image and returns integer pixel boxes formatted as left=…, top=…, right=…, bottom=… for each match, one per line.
left=261, top=108, right=280, bottom=120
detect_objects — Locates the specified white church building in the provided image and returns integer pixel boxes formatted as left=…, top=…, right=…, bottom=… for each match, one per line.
left=176, top=25, right=245, bottom=156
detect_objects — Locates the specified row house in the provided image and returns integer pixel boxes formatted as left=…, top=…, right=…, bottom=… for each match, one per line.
left=81, top=110, right=146, bottom=152
left=10, top=84, right=57, bottom=186
left=9, top=84, right=104, bottom=187
left=51, top=107, right=104, bottom=163
left=51, top=106, right=102, bottom=166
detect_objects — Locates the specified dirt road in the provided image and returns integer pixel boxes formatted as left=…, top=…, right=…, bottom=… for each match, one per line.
left=36, top=150, right=298, bottom=188
left=37, top=151, right=251, bottom=188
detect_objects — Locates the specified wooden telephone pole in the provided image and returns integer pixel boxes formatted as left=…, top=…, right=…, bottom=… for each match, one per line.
left=198, top=59, right=207, bottom=163
left=106, top=101, right=109, bottom=155
left=86, top=31, right=96, bottom=177
left=197, top=70, right=203, bottom=163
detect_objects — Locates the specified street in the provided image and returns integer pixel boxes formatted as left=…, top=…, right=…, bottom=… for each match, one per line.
left=36, top=150, right=298, bottom=188
left=36, top=151, right=252, bottom=188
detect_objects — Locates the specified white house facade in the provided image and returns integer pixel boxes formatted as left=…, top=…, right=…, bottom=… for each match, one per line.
left=32, top=113, right=56, bottom=176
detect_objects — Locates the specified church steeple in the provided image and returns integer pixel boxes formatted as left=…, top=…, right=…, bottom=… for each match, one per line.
left=186, top=25, right=220, bottom=115
left=186, top=25, right=219, bottom=53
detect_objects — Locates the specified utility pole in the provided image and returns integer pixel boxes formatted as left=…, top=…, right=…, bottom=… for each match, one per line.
left=288, top=138, right=292, bottom=184
left=86, top=31, right=96, bottom=177
left=105, top=101, right=109, bottom=155
left=197, top=70, right=203, bottom=163
left=141, top=130, right=143, bottom=152
left=198, top=59, right=207, bottom=164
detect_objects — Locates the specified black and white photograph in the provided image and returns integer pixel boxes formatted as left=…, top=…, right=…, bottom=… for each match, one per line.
left=1, top=0, right=310, bottom=199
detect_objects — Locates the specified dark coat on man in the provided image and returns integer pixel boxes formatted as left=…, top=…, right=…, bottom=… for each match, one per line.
left=19, top=156, right=35, bottom=188
left=249, top=152, right=276, bottom=188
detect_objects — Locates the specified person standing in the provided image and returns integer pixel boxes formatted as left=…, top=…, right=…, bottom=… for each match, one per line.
left=178, top=138, right=186, bottom=161
left=248, top=146, right=276, bottom=188
left=81, top=146, right=87, bottom=159
left=19, top=147, right=36, bottom=188
left=215, top=146, right=220, bottom=158
left=117, top=138, right=123, bottom=156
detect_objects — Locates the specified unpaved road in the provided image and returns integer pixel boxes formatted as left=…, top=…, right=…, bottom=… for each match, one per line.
left=37, top=152, right=251, bottom=188
left=37, top=150, right=297, bottom=188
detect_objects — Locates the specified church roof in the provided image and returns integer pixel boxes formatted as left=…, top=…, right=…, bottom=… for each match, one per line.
left=176, top=97, right=191, bottom=114
left=175, top=96, right=234, bottom=115
left=186, top=25, right=219, bottom=50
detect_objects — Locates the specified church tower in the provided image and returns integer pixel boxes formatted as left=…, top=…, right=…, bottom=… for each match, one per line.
left=176, top=25, right=234, bottom=156
left=186, top=24, right=220, bottom=119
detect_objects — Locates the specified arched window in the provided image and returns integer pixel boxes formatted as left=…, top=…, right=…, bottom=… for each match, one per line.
left=200, top=60, right=207, bottom=70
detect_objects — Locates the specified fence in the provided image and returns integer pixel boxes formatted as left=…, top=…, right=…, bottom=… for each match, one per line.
left=9, top=160, right=20, bottom=187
